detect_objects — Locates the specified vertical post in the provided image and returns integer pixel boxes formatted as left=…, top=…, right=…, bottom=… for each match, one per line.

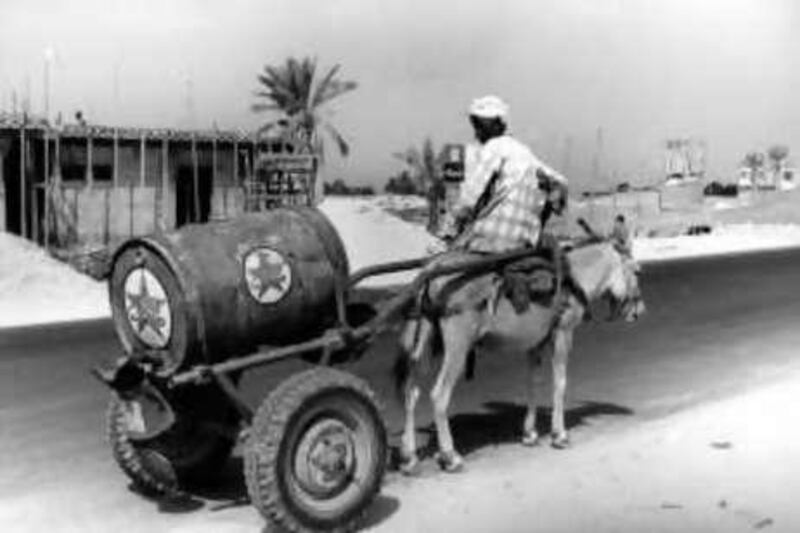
left=44, top=131, right=49, bottom=249
left=233, top=139, right=239, bottom=184
left=54, top=131, right=61, bottom=182
left=53, top=131, right=62, bottom=246
left=152, top=135, right=158, bottom=232
left=212, top=135, right=217, bottom=220
left=221, top=141, right=228, bottom=217
left=248, top=136, right=255, bottom=211
left=20, top=126, right=27, bottom=238
left=31, top=135, right=40, bottom=244
left=129, top=134, right=135, bottom=237
left=161, top=136, right=169, bottom=231
left=111, top=129, right=119, bottom=243
left=139, top=132, right=146, bottom=188
left=233, top=139, right=239, bottom=214
left=103, top=187, right=110, bottom=246
left=113, top=128, right=119, bottom=187
left=86, top=134, right=94, bottom=186
left=129, top=164, right=134, bottom=237
left=192, top=134, right=199, bottom=223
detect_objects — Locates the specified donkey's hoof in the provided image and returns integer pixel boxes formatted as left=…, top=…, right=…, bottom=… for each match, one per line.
left=551, top=434, right=571, bottom=449
left=398, top=455, right=421, bottom=476
left=435, top=451, right=465, bottom=473
left=521, top=431, right=540, bottom=447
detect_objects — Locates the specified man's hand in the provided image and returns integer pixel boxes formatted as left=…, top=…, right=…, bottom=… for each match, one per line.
left=548, top=182, right=568, bottom=215
left=426, top=238, right=448, bottom=256
left=436, top=212, right=463, bottom=242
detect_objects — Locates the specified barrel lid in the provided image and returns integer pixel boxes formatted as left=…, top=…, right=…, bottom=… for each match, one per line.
left=242, top=246, right=293, bottom=304
left=122, top=266, right=173, bottom=348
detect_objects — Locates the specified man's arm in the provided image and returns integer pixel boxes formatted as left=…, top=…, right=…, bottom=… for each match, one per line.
left=438, top=145, right=504, bottom=240
left=534, top=158, right=568, bottom=216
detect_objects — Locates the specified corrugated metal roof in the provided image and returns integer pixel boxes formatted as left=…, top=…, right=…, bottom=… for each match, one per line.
left=0, top=113, right=262, bottom=143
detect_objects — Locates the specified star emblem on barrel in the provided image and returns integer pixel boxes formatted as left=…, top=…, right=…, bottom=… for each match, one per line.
left=123, top=267, right=172, bottom=348
left=244, top=247, right=292, bottom=304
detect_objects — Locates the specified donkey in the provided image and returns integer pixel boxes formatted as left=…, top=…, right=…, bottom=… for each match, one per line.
left=396, top=231, right=645, bottom=473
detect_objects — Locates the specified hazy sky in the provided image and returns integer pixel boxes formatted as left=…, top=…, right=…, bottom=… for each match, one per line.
left=1, top=0, right=798, bottom=189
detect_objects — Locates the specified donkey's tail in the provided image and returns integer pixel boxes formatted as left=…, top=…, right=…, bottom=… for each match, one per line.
left=393, top=315, right=437, bottom=401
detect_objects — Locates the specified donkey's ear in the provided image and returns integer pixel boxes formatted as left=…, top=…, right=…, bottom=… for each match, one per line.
left=576, top=217, right=602, bottom=241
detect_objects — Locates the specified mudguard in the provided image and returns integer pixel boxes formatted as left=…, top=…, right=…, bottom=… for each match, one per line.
left=92, top=357, right=176, bottom=441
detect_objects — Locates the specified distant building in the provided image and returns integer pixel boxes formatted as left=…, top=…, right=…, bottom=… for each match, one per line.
left=779, top=167, right=797, bottom=191
left=738, top=165, right=797, bottom=191
left=0, top=113, right=316, bottom=249
left=664, top=138, right=706, bottom=184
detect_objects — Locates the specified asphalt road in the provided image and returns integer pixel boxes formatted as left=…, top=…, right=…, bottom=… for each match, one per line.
left=2, top=248, right=800, bottom=532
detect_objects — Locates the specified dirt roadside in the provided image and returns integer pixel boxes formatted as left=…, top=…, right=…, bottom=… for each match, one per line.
left=368, top=371, right=800, bottom=533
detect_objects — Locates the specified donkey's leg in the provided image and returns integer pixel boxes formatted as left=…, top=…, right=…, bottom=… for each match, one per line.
left=522, top=340, right=551, bottom=447
left=399, top=319, right=434, bottom=475
left=430, top=313, right=477, bottom=472
left=400, top=376, right=422, bottom=474
left=551, top=328, right=574, bottom=449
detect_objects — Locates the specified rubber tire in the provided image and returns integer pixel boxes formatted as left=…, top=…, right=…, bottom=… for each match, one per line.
left=106, top=392, right=237, bottom=496
left=244, top=368, right=387, bottom=533
left=107, top=396, right=178, bottom=496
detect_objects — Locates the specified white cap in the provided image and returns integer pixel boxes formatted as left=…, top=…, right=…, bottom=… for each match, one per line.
left=468, top=95, right=509, bottom=119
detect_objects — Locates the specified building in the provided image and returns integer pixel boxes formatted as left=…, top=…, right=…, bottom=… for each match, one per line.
left=737, top=166, right=796, bottom=191
left=0, top=113, right=316, bottom=249
left=664, top=138, right=706, bottom=183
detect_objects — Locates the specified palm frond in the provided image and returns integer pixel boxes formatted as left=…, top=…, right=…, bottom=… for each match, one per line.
left=316, top=79, right=358, bottom=107
left=311, top=64, right=341, bottom=107
left=323, top=122, right=350, bottom=157
left=256, top=71, right=298, bottom=110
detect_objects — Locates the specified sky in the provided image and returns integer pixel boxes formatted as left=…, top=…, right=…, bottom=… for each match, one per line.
left=1, top=0, right=798, bottom=190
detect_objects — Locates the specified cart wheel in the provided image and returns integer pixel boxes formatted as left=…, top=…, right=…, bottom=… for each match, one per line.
left=107, top=389, right=237, bottom=496
left=245, top=368, right=387, bottom=533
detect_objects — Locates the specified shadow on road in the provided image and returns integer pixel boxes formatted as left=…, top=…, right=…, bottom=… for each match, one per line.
left=398, top=400, right=634, bottom=462
left=133, top=454, right=401, bottom=530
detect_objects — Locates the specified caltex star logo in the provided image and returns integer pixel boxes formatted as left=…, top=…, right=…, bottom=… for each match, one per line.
left=244, top=248, right=292, bottom=304
left=124, top=268, right=172, bottom=348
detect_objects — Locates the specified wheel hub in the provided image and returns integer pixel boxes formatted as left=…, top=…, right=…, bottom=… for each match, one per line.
left=293, top=418, right=356, bottom=498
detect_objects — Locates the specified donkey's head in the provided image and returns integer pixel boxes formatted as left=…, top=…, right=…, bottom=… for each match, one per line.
left=604, top=245, right=646, bottom=322
left=573, top=218, right=646, bottom=323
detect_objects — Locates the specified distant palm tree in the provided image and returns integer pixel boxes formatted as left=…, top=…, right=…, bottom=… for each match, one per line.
left=252, top=56, right=357, bottom=161
left=394, top=138, right=446, bottom=231
left=767, top=144, right=789, bottom=181
left=742, top=150, right=766, bottom=189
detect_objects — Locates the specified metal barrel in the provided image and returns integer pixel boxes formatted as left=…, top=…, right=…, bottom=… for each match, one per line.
left=108, top=207, right=349, bottom=375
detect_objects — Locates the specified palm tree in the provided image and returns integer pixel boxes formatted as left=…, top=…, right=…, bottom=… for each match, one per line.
left=742, top=150, right=765, bottom=189
left=394, top=138, right=446, bottom=231
left=767, top=144, right=789, bottom=186
left=252, top=56, right=357, bottom=161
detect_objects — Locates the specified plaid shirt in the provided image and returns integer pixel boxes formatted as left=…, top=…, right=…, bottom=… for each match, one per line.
left=444, top=135, right=566, bottom=253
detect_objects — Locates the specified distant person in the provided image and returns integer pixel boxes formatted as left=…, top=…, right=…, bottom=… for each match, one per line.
left=437, top=95, right=568, bottom=254
left=610, top=214, right=632, bottom=255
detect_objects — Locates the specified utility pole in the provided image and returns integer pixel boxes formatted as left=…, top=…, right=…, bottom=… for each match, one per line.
left=23, top=75, right=31, bottom=116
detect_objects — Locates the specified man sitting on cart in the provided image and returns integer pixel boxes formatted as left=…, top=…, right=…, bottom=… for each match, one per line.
left=436, top=94, right=568, bottom=257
